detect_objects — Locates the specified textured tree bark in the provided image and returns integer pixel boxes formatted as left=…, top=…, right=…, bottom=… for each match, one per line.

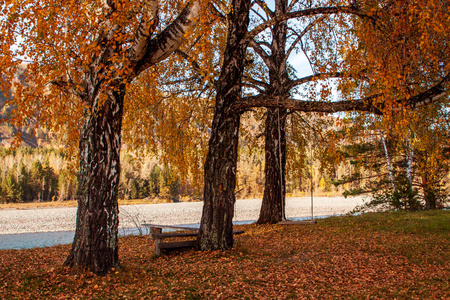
left=381, top=133, right=397, bottom=192
left=257, top=108, right=288, bottom=224
left=421, top=173, right=437, bottom=210
left=62, top=1, right=200, bottom=274
left=197, top=0, right=251, bottom=251
left=257, top=0, right=290, bottom=224
left=64, top=88, right=124, bottom=275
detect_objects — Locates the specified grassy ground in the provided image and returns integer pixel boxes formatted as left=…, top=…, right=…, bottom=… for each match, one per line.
left=0, top=210, right=449, bottom=299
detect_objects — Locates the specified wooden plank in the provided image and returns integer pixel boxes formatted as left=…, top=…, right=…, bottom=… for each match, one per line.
left=143, top=224, right=244, bottom=234
left=152, top=232, right=198, bottom=239
left=159, top=240, right=197, bottom=250
left=150, top=227, right=162, bottom=236
left=153, top=230, right=242, bottom=240
left=142, top=223, right=199, bottom=231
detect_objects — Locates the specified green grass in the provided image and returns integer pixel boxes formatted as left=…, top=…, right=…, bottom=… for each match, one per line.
left=323, top=209, right=450, bottom=236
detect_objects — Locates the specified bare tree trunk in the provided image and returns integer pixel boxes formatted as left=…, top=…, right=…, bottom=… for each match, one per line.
left=64, top=89, right=124, bottom=274
left=61, top=1, right=200, bottom=274
left=421, top=171, right=437, bottom=210
left=257, top=0, right=289, bottom=224
left=381, top=133, right=397, bottom=192
left=405, top=137, right=414, bottom=189
left=257, top=108, right=287, bottom=224
left=197, top=0, right=251, bottom=251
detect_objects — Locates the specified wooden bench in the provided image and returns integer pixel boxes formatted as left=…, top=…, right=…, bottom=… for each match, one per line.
left=142, top=224, right=198, bottom=255
left=142, top=223, right=244, bottom=255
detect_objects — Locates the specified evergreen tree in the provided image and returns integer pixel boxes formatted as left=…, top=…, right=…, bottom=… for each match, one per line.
left=1, top=171, right=23, bottom=203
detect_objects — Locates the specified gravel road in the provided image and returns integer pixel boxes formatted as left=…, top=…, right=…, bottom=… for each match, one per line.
left=0, top=197, right=365, bottom=235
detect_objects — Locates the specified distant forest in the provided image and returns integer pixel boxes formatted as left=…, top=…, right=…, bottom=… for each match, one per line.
left=0, top=146, right=340, bottom=204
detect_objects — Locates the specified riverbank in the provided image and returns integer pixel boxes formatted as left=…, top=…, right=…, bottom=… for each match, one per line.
left=0, top=197, right=365, bottom=235
left=1, top=210, right=449, bottom=299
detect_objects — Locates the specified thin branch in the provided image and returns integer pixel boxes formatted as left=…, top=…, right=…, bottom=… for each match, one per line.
left=210, top=0, right=229, bottom=16
left=208, top=2, right=227, bottom=24
left=287, top=0, right=303, bottom=13
left=162, top=77, right=199, bottom=86
left=285, top=16, right=326, bottom=61
left=243, top=83, right=265, bottom=94
left=243, top=75, right=269, bottom=89
left=292, top=111, right=326, bottom=142
left=402, top=73, right=450, bottom=110
left=254, top=0, right=274, bottom=18
left=300, top=37, right=315, bottom=74
left=249, top=40, right=271, bottom=66
left=174, top=49, right=202, bottom=73
left=50, top=78, right=86, bottom=99
left=245, top=5, right=364, bottom=42
left=251, top=7, right=268, bottom=23
left=287, top=72, right=344, bottom=90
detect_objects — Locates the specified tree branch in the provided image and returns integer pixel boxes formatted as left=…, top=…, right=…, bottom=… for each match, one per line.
left=129, top=0, right=159, bottom=63
left=287, top=72, right=344, bottom=90
left=242, top=75, right=269, bottom=90
left=210, top=0, right=229, bottom=16
left=249, top=40, right=271, bottom=67
left=208, top=2, right=227, bottom=23
left=245, top=5, right=362, bottom=42
left=285, top=16, right=325, bottom=61
left=402, top=73, right=450, bottom=110
left=254, top=0, right=274, bottom=19
left=233, top=93, right=382, bottom=114
left=251, top=7, right=268, bottom=23
left=174, top=49, right=202, bottom=73
left=234, top=72, right=450, bottom=114
left=132, top=1, right=200, bottom=76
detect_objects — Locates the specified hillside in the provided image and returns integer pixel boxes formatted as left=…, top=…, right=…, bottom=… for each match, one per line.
left=0, top=64, right=50, bottom=148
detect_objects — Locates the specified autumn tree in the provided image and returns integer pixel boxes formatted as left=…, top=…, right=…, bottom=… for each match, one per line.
left=195, top=0, right=362, bottom=249
left=241, top=0, right=450, bottom=223
left=1, top=0, right=202, bottom=274
left=323, top=103, right=450, bottom=212
left=245, top=0, right=350, bottom=224
left=196, top=0, right=450, bottom=249
left=316, top=0, right=450, bottom=210
left=119, top=1, right=224, bottom=198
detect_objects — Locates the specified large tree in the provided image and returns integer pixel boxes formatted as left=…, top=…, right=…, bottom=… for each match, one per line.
left=197, top=0, right=450, bottom=249
left=196, top=0, right=252, bottom=250
left=251, top=0, right=290, bottom=224
left=1, top=0, right=201, bottom=274
left=247, top=0, right=344, bottom=224
left=195, top=0, right=360, bottom=249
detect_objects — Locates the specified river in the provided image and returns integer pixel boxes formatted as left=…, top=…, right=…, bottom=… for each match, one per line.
left=0, top=197, right=365, bottom=250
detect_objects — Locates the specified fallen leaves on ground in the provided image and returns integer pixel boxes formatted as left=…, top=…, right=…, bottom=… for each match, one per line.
left=0, top=210, right=449, bottom=299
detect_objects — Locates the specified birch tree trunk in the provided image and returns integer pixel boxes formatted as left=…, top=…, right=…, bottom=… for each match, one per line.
left=257, top=0, right=289, bottom=224
left=197, top=0, right=251, bottom=251
left=381, top=133, right=396, bottom=192
left=65, top=88, right=124, bottom=274
left=63, top=1, right=200, bottom=273
left=257, top=108, right=287, bottom=224
left=405, top=137, right=414, bottom=189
